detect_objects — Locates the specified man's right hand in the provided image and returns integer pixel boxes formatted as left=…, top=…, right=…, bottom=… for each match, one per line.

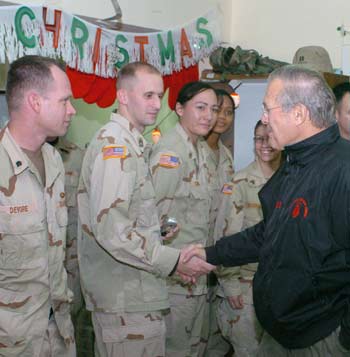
left=227, top=294, right=244, bottom=309
left=175, top=244, right=215, bottom=283
left=181, top=244, right=207, bottom=263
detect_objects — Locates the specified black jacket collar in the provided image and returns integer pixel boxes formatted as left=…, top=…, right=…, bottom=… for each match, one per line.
left=284, top=124, right=339, bottom=166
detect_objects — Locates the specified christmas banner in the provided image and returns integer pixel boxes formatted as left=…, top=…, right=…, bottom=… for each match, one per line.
left=0, top=4, right=221, bottom=77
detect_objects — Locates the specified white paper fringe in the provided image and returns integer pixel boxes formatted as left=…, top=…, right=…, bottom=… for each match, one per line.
left=0, top=5, right=221, bottom=77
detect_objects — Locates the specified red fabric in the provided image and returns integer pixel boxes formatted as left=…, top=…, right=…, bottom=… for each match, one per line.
left=66, top=64, right=199, bottom=109
left=66, top=67, right=96, bottom=98
left=96, top=78, right=117, bottom=108
left=162, top=64, right=199, bottom=109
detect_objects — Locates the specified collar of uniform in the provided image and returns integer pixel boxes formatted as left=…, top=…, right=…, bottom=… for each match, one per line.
left=1, top=127, right=30, bottom=175
left=175, top=122, right=199, bottom=160
left=248, top=160, right=268, bottom=185
left=56, top=137, right=77, bottom=152
left=42, top=143, right=61, bottom=188
left=110, top=112, right=147, bottom=153
left=217, top=140, right=233, bottom=166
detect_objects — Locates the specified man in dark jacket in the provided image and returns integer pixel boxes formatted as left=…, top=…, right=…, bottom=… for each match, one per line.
left=184, top=65, right=350, bottom=356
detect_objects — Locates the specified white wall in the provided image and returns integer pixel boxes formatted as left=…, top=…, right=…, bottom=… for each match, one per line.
left=230, top=0, right=350, bottom=70
left=9, top=0, right=232, bottom=41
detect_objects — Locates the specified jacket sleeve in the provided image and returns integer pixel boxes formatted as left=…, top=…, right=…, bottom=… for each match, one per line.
left=79, top=143, right=179, bottom=278
left=205, top=220, right=264, bottom=266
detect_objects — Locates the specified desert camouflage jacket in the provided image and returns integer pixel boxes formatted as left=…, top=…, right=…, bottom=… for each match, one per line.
left=219, top=160, right=266, bottom=297
left=77, top=113, right=179, bottom=313
left=150, top=122, right=211, bottom=296
left=0, top=127, right=74, bottom=355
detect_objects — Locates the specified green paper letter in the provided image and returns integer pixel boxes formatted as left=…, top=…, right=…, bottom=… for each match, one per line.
left=157, top=31, right=175, bottom=66
left=71, top=17, right=89, bottom=59
left=15, top=6, right=36, bottom=48
left=115, top=34, right=129, bottom=69
left=196, top=17, right=213, bottom=48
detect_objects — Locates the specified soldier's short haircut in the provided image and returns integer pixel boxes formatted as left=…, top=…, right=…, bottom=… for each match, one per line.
left=268, top=65, right=336, bottom=129
left=6, top=55, right=66, bottom=113
left=117, top=62, right=161, bottom=90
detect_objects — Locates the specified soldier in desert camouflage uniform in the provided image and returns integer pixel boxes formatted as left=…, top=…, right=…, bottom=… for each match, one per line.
left=77, top=62, right=214, bottom=357
left=51, top=137, right=85, bottom=317
left=216, top=120, right=281, bottom=357
left=200, top=89, right=236, bottom=357
left=149, top=81, right=218, bottom=357
left=51, top=137, right=94, bottom=356
left=0, top=56, right=76, bottom=356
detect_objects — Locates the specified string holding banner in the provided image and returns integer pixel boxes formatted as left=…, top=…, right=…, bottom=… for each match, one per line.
left=0, top=4, right=221, bottom=77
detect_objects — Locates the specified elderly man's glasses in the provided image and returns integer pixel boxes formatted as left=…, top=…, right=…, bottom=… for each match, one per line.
left=262, top=104, right=281, bottom=116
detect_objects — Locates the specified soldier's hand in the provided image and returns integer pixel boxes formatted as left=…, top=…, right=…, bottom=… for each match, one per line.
left=227, top=294, right=244, bottom=309
left=176, top=245, right=216, bottom=279
left=181, top=244, right=207, bottom=263
left=162, top=224, right=180, bottom=240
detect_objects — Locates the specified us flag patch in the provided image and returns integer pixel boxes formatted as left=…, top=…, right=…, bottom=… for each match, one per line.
left=102, top=145, right=127, bottom=160
left=159, top=154, right=180, bottom=168
left=221, top=183, right=234, bottom=195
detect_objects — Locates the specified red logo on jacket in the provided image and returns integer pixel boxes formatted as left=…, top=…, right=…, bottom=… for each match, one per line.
left=290, top=198, right=309, bottom=218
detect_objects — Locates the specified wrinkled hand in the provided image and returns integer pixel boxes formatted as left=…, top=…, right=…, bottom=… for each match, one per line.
left=181, top=244, right=206, bottom=263
left=227, top=294, right=244, bottom=309
left=176, top=244, right=215, bottom=283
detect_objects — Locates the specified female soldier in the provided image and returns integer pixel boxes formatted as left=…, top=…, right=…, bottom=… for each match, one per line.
left=216, top=120, right=282, bottom=357
left=200, top=89, right=236, bottom=357
left=149, top=81, right=218, bottom=357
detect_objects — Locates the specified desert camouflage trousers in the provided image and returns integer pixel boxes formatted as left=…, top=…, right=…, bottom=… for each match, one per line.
left=39, top=317, right=76, bottom=357
left=217, top=279, right=263, bottom=357
left=92, top=310, right=167, bottom=357
left=165, top=294, right=206, bottom=357
left=199, top=286, right=231, bottom=357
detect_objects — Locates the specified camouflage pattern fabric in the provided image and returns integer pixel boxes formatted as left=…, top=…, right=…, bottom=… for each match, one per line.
left=92, top=310, right=167, bottom=357
left=164, top=294, right=206, bottom=357
left=210, top=45, right=288, bottom=75
left=149, top=123, right=211, bottom=355
left=77, top=113, right=180, bottom=355
left=149, top=122, right=211, bottom=296
left=56, top=137, right=85, bottom=316
left=55, top=138, right=93, bottom=357
left=0, top=127, right=75, bottom=356
left=199, top=141, right=234, bottom=357
left=216, top=160, right=267, bottom=356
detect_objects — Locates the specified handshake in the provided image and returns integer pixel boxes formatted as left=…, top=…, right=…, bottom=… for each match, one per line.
left=174, top=244, right=216, bottom=283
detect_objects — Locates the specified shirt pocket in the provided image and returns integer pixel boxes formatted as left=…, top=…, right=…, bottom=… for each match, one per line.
left=0, top=207, right=44, bottom=269
left=187, top=184, right=210, bottom=226
left=137, top=176, right=158, bottom=228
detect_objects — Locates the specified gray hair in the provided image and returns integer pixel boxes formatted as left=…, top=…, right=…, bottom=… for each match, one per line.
left=268, top=65, right=336, bottom=129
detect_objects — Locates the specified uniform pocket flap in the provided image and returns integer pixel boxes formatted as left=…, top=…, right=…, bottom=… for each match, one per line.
left=102, top=321, right=162, bottom=343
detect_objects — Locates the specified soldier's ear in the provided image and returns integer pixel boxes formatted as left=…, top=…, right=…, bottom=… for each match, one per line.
left=175, top=102, right=184, bottom=117
left=117, top=88, right=128, bottom=105
left=27, top=91, right=42, bottom=113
